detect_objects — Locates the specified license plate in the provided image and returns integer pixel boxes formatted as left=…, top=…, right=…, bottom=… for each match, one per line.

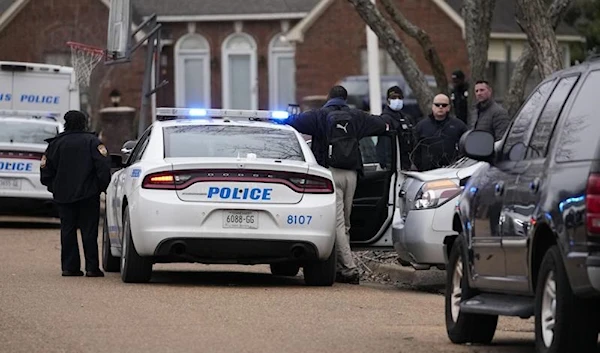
left=0, top=178, right=21, bottom=190
left=222, top=210, right=258, bottom=229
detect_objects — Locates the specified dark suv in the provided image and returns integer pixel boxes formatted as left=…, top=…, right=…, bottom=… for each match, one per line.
left=444, top=58, right=600, bottom=352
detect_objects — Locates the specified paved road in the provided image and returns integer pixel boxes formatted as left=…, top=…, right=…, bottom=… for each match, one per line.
left=0, top=220, right=536, bottom=353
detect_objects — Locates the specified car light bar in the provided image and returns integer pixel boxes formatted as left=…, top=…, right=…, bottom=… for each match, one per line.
left=0, top=109, right=60, bottom=120
left=156, top=107, right=290, bottom=122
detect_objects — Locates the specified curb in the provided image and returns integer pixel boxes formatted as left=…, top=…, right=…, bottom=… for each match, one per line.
left=367, top=261, right=447, bottom=292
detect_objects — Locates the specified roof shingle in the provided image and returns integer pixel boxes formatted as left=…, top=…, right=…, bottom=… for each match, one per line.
left=444, top=0, right=580, bottom=36
left=131, top=0, right=320, bottom=17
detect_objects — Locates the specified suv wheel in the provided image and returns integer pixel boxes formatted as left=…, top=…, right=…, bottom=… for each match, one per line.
left=120, top=206, right=153, bottom=283
left=534, top=246, right=597, bottom=353
left=102, top=214, right=120, bottom=272
left=445, top=236, right=498, bottom=344
left=270, top=263, right=300, bottom=277
left=303, top=243, right=336, bottom=286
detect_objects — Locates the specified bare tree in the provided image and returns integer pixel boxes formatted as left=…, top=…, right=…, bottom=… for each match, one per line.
left=462, top=0, right=496, bottom=83
left=504, top=0, right=572, bottom=117
left=347, top=0, right=434, bottom=115
left=516, top=0, right=566, bottom=77
left=379, top=0, right=448, bottom=95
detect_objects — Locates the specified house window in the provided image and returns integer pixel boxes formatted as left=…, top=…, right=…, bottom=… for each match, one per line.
left=222, top=33, right=258, bottom=110
left=360, top=49, right=402, bottom=76
left=175, top=33, right=211, bottom=108
left=486, top=61, right=543, bottom=104
left=269, top=34, right=296, bottom=110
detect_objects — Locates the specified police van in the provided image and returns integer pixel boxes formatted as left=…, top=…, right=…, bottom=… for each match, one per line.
left=0, top=61, right=77, bottom=217
left=0, top=61, right=80, bottom=124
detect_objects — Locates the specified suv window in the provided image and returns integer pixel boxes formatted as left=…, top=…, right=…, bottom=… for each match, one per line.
left=555, top=70, right=600, bottom=162
left=501, top=80, right=554, bottom=160
left=526, top=75, right=579, bottom=159
left=163, top=125, right=304, bottom=161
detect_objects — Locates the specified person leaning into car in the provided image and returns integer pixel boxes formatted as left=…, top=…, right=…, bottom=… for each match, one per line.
left=40, top=110, right=111, bottom=278
left=412, top=94, right=468, bottom=171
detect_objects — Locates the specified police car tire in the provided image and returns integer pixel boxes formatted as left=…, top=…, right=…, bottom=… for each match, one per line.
left=120, top=207, right=153, bottom=283
left=270, top=263, right=300, bottom=277
left=302, top=243, right=336, bottom=286
left=102, top=214, right=120, bottom=273
left=445, top=236, right=497, bottom=344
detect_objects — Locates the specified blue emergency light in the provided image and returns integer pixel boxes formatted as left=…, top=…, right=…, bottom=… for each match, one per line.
left=156, top=107, right=290, bottom=122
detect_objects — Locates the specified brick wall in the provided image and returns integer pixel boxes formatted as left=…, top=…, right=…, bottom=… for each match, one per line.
left=0, top=0, right=144, bottom=132
left=157, top=20, right=297, bottom=110
left=295, top=0, right=470, bottom=101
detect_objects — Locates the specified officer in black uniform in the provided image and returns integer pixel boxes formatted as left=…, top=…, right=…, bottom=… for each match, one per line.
left=376, top=86, right=415, bottom=170
left=41, top=110, right=111, bottom=277
left=450, top=69, right=469, bottom=125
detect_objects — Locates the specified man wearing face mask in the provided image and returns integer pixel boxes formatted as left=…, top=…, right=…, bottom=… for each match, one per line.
left=376, top=86, right=415, bottom=170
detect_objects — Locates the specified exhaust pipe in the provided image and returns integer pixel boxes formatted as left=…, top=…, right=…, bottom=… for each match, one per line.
left=290, top=244, right=307, bottom=259
left=170, top=241, right=187, bottom=256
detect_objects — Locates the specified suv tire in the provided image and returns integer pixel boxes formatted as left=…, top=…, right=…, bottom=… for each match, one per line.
left=534, top=246, right=598, bottom=353
left=445, top=236, right=498, bottom=344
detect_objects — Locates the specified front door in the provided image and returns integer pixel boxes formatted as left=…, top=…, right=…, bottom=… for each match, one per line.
left=503, top=75, right=579, bottom=293
left=350, top=135, right=398, bottom=248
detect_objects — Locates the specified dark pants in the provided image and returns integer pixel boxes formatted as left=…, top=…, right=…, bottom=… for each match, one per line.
left=56, top=196, right=100, bottom=272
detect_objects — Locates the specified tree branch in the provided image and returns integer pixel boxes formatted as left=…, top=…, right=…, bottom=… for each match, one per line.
left=379, top=0, right=448, bottom=95
left=516, top=0, right=565, bottom=77
left=504, top=0, right=572, bottom=117
left=462, top=0, right=496, bottom=83
left=347, top=0, right=434, bottom=115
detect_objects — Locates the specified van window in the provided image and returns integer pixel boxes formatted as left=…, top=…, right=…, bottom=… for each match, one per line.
left=555, top=70, right=600, bottom=162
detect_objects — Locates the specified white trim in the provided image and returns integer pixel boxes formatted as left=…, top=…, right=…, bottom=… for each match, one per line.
left=430, top=0, right=464, bottom=30
left=489, top=32, right=586, bottom=42
left=0, top=0, right=29, bottom=33
left=154, top=13, right=307, bottom=23
left=174, top=33, right=211, bottom=108
left=268, top=34, right=296, bottom=110
left=221, top=32, right=258, bottom=110
left=283, top=0, right=334, bottom=43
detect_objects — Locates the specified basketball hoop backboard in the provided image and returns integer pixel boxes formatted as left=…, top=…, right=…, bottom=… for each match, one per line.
left=107, top=0, right=131, bottom=59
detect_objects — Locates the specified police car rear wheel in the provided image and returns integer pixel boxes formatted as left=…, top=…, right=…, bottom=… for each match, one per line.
left=120, top=206, right=153, bottom=283
left=303, top=243, right=336, bottom=286
left=102, top=214, right=120, bottom=272
left=270, top=263, right=300, bottom=277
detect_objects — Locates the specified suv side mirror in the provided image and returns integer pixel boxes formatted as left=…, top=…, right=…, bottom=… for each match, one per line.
left=460, top=130, right=495, bottom=162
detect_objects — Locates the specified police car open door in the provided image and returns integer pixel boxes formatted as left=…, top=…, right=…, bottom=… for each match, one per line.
left=349, top=133, right=398, bottom=249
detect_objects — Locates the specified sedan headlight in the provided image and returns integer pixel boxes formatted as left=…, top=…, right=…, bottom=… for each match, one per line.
left=414, top=179, right=462, bottom=210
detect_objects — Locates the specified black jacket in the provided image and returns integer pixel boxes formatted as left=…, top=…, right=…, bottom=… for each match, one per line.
left=471, top=99, right=510, bottom=141
left=40, top=131, right=111, bottom=204
left=451, top=83, right=469, bottom=124
left=376, top=105, right=414, bottom=170
left=286, top=98, right=388, bottom=171
left=412, top=114, right=468, bottom=171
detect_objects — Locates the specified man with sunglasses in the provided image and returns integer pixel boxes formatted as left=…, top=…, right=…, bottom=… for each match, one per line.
left=412, top=94, right=468, bottom=171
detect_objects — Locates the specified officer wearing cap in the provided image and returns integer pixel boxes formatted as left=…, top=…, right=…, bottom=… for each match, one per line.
left=450, top=69, right=469, bottom=124
left=376, top=86, right=415, bottom=170
left=41, top=110, right=111, bottom=277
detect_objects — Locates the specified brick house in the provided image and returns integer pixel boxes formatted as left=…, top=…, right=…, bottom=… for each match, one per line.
left=0, top=0, right=584, bottom=131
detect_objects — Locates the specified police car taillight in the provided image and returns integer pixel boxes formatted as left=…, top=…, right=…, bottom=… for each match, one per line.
left=142, top=169, right=333, bottom=194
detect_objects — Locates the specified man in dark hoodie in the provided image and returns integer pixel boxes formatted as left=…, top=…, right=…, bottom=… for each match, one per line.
left=412, top=94, right=468, bottom=171
left=376, top=85, right=415, bottom=170
left=41, top=110, right=111, bottom=277
left=285, top=85, right=388, bottom=285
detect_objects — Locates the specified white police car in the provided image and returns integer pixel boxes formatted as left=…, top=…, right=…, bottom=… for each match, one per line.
left=103, top=108, right=342, bottom=285
left=0, top=110, right=62, bottom=217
